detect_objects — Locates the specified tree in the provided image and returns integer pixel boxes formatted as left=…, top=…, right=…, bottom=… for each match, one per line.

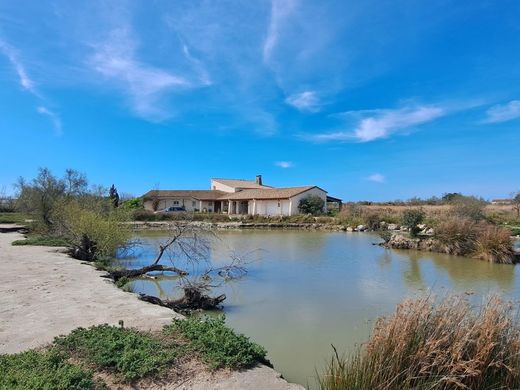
left=512, top=191, right=520, bottom=218
left=298, top=195, right=325, bottom=215
left=109, top=184, right=120, bottom=208
left=401, top=208, right=425, bottom=237
left=451, top=196, right=486, bottom=221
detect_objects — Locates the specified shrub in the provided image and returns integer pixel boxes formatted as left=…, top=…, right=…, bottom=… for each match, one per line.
left=317, top=295, right=520, bottom=390
left=451, top=196, right=486, bottom=221
left=54, top=324, right=177, bottom=382
left=434, top=218, right=479, bottom=256
left=298, top=195, right=325, bottom=215
left=121, top=197, right=143, bottom=210
left=53, top=201, right=130, bottom=261
left=473, top=225, right=514, bottom=264
left=167, top=316, right=268, bottom=369
left=401, top=208, right=425, bottom=237
left=0, top=349, right=102, bottom=389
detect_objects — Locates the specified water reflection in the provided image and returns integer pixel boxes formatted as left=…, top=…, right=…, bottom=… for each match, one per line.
left=118, top=230, right=519, bottom=388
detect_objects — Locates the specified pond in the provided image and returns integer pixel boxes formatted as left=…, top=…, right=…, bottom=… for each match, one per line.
left=118, top=230, right=520, bottom=388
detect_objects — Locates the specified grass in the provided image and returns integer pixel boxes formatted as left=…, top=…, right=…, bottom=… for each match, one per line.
left=0, top=349, right=104, bottom=390
left=166, top=316, right=269, bottom=369
left=0, top=212, right=29, bottom=224
left=12, top=234, right=70, bottom=247
left=53, top=324, right=177, bottom=382
left=317, top=295, right=520, bottom=390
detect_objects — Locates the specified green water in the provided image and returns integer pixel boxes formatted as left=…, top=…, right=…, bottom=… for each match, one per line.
left=119, top=230, right=520, bottom=388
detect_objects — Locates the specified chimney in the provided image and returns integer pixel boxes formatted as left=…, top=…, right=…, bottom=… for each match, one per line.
left=255, top=175, right=263, bottom=185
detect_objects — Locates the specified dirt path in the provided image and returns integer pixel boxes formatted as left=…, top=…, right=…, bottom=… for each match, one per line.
left=0, top=230, right=303, bottom=389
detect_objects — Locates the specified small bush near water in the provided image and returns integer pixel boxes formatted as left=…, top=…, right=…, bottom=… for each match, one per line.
left=53, top=324, right=177, bottom=382
left=167, top=316, right=269, bottom=369
left=0, top=349, right=103, bottom=390
left=317, top=295, right=520, bottom=390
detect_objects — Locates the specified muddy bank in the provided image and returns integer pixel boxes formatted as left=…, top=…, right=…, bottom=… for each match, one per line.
left=0, top=230, right=302, bottom=389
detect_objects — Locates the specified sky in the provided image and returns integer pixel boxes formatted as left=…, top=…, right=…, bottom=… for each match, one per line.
left=0, top=0, right=519, bottom=201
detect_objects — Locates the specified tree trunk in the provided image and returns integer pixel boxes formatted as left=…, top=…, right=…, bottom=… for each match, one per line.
left=109, top=264, right=188, bottom=281
left=139, top=287, right=226, bottom=311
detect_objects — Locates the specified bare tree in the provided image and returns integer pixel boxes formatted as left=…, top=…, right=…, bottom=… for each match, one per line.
left=512, top=191, right=520, bottom=218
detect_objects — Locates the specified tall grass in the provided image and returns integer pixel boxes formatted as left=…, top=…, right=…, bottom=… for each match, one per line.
left=317, top=295, right=520, bottom=390
left=434, top=218, right=515, bottom=264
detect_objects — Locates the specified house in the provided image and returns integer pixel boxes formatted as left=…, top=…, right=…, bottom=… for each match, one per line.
left=491, top=199, right=512, bottom=205
left=142, top=175, right=334, bottom=216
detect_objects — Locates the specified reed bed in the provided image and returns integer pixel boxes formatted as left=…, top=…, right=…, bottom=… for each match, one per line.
left=318, top=295, right=520, bottom=390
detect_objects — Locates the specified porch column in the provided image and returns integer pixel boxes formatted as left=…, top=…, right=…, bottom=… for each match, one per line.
left=228, top=200, right=232, bottom=215
left=199, top=200, right=203, bottom=212
left=252, top=199, right=256, bottom=215
left=289, top=199, right=293, bottom=216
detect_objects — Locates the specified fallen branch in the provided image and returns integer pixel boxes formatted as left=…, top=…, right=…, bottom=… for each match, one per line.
left=109, top=264, right=188, bottom=281
left=139, top=287, right=226, bottom=311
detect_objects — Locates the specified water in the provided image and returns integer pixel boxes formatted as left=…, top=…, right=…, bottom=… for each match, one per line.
left=118, top=230, right=520, bottom=388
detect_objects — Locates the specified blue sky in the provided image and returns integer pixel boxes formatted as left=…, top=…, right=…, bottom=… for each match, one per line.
left=1, top=0, right=519, bottom=201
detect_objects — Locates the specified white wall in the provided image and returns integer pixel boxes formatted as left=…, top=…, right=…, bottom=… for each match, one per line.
left=144, top=198, right=216, bottom=212
left=210, top=180, right=236, bottom=193
left=290, top=187, right=327, bottom=215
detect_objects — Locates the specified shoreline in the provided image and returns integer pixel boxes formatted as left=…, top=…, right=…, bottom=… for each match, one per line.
left=0, top=229, right=303, bottom=389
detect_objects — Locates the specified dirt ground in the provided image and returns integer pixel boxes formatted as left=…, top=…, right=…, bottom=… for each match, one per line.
left=0, top=229, right=303, bottom=390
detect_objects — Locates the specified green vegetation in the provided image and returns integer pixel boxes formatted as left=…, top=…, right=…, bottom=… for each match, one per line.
left=167, top=316, right=268, bottom=369
left=12, top=234, right=70, bottom=247
left=317, top=295, right=520, bottom=390
left=54, top=324, right=177, bottom=382
left=298, top=195, right=326, bottom=215
left=401, top=208, right=425, bottom=237
left=0, top=212, right=28, bottom=224
left=0, top=349, right=103, bottom=390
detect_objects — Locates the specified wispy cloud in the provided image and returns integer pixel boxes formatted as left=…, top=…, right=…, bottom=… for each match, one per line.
left=285, top=90, right=320, bottom=112
left=89, top=28, right=190, bottom=120
left=275, top=161, right=294, bottom=168
left=0, top=38, right=37, bottom=94
left=309, top=105, right=446, bottom=142
left=483, top=100, right=520, bottom=123
left=366, top=173, right=385, bottom=183
left=263, top=0, right=298, bottom=63
left=37, top=106, right=62, bottom=135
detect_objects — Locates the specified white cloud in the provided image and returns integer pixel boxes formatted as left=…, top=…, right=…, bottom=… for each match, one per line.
left=484, top=100, right=520, bottom=123
left=37, top=106, right=62, bottom=135
left=275, top=161, right=294, bottom=168
left=366, top=173, right=385, bottom=183
left=0, top=38, right=37, bottom=94
left=89, top=28, right=190, bottom=120
left=285, top=91, right=319, bottom=112
left=310, top=105, right=446, bottom=142
left=263, top=0, right=298, bottom=63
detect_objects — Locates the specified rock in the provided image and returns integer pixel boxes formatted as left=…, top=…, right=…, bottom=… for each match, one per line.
left=417, top=224, right=427, bottom=230
left=356, top=225, right=367, bottom=232
left=400, top=226, right=409, bottom=232
left=346, top=226, right=354, bottom=232
left=387, top=223, right=399, bottom=230
left=425, top=228, right=434, bottom=235
left=380, top=221, right=387, bottom=227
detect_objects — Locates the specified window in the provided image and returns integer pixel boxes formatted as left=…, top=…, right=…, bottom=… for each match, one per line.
left=173, top=200, right=179, bottom=205
left=277, top=201, right=281, bottom=207
left=192, top=201, right=196, bottom=207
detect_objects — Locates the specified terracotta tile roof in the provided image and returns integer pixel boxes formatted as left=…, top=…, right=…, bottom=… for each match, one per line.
left=142, top=190, right=226, bottom=201
left=218, top=186, right=325, bottom=200
left=211, top=178, right=272, bottom=189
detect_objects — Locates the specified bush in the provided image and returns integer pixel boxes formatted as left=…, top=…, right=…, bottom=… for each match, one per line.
left=298, top=195, right=325, bottom=215
left=473, top=225, right=514, bottom=264
left=434, top=218, right=479, bottom=256
left=167, top=316, right=268, bottom=369
left=0, top=349, right=102, bottom=389
left=401, top=208, right=425, bottom=237
left=451, top=196, right=486, bottom=221
left=317, top=295, right=520, bottom=390
left=54, top=324, right=177, bottom=382
left=121, top=197, right=143, bottom=210
left=53, top=201, right=130, bottom=261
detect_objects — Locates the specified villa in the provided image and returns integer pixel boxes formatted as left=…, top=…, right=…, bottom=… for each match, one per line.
left=142, top=176, right=335, bottom=216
